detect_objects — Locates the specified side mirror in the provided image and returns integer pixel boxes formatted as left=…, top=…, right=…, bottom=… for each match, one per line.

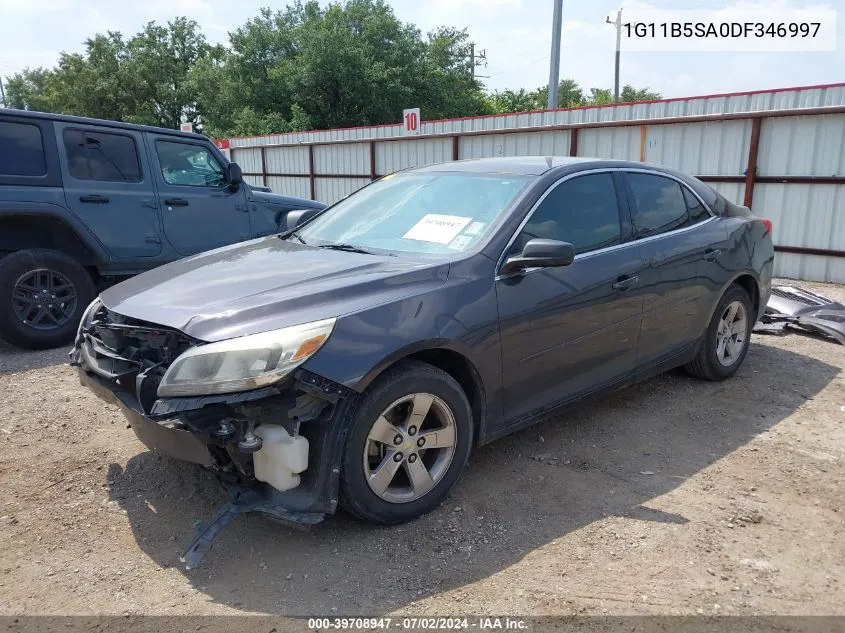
left=500, top=238, right=575, bottom=275
left=226, top=162, right=243, bottom=190
left=283, top=208, right=322, bottom=231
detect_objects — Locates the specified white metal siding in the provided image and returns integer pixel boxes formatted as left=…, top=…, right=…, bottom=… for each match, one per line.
left=774, top=252, right=845, bottom=285
left=758, top=114, right=845, bottom=176
left=578, top=127, right=641, bottom=162
left=266, top=146, right=310, bottom=175
left=243, top=174, right=263, bottom=187
left=755, top=183, right=845, bottom=283
left=375, top=138, right=452, bottom=174
left=228, top=84, right=845, bottom=148
left=315, top=177, right=371, bottom=205
left=314, top=143, right=370, bottom=175
left=644, top=120, right=751, bottom=175
left=231, top=147, right=262, bottom=174
left=268, top=176, right=310, bottom=199
left=459, top=130, right=571, bottom=159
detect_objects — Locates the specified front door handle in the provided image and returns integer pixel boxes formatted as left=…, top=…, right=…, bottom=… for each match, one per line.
left=164, top=198, right=189, bottom=207
left=703, top=248, right=722, bottom=262
left=79, top=194, right=109, bottom=204
left=612, top=275, right=639, bottom=291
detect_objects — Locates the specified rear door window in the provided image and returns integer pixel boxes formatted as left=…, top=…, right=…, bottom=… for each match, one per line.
left=683, top=187, right=711, bottom=224
left=0, top=121, right=46, bottom=176
left=627, top=173, right=690, bottom=239
left=62, top=129, right=142, bottom=182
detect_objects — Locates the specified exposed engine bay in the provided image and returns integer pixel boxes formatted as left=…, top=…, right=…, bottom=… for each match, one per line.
left=70, top=303, right=357, bottom=568
left=754, top=285, right=845, bottom=345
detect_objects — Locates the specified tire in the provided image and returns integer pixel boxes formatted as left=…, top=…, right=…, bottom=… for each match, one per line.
left=684, top=284, right=753, bottom=381
left=340, top=360, right=474, bottom=524
left=0, top=249, right=95, bottom=350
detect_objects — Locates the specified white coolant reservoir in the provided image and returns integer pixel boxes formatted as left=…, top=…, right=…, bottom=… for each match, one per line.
left=253, top=425, right=309, bottom=492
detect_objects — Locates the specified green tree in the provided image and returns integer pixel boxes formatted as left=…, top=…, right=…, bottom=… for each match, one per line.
left=620, top=84, right=661, bottom=102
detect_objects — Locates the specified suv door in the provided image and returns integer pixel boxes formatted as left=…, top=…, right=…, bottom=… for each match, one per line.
left=56, top=123, right=162, bottom=258
left=146, top=134, right=251, bottom=256
left=496, top=171, right=645, bottom=424
left=622, top=171, right=728, bottom=367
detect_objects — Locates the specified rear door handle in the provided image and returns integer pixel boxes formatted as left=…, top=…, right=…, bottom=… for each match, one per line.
left=79, top=194, right=109, bottom=204
left=612, top=275, right=639, bottom=291
left=703, top=248, right=722, bottom=262
left=164, top=198, right=189, bottom=207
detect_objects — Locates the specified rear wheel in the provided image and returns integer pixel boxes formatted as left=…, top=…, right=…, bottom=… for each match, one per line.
left=0, top=249, right=95, bottom=349
left=684, top=284, right=752, bottom=381
left=340, top=360, right=473, bottom=524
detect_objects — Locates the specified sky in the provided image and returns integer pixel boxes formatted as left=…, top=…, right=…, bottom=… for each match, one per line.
left=1, top=0, right=843, bottom=100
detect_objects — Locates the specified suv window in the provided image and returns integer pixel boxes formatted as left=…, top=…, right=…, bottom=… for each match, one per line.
left=627, top=173, right=690, bottom=238
left=683, top=186, right=710, bottom=224
left=155, top=141, right=225, bottom=187
left=0, top=121, right=46, bottom=176
left=511, top=173, right=621, bottom=256
left=63, top=129, right=142, bottom=182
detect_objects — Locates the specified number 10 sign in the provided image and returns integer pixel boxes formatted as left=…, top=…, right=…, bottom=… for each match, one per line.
left=402, top=108, right=421, bottom=135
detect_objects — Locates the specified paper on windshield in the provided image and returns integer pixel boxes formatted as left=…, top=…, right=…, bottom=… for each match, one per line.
left=403, top=214, right=472, bottom=244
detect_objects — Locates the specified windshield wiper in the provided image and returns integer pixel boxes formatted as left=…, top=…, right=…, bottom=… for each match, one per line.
left=316, top=243, right=375, bottom=255
left=278, top=229, right=307, bottom=244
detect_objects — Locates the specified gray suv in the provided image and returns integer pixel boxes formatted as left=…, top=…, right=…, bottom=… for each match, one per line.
left=0, top=110, right=324, bottom=349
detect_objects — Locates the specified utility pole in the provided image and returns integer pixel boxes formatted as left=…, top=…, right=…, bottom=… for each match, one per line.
left=467, top=43, right=488, bottom=81
left=0, top=77, right=6, bottom=108
left=547, top=0, right=563, bottom=109
left=606, top=9, right=622, bottom=103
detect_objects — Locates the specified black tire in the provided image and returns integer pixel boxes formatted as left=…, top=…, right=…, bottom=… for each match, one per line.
left=340, top=360, right=474, bottom=524
left=0, top=249, right=95, bottom=350
left=684, top=284, right=753, bottom=381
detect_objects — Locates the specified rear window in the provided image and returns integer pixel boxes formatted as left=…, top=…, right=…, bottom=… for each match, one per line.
left=63, top=129, right=142, bottom=183
left=0, top=121, right=46, bottom=177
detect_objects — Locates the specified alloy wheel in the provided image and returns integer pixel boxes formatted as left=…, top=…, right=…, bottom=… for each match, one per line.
left=715, top=300, right=748, bottom=367
left=362, top=393, right=457, bottom=504
left=11, top=268, right=78, bottom=331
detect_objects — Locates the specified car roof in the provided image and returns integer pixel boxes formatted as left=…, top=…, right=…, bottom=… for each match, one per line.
left=411, top=156, right=677, bottom=176
left=0, top=108, right=205, bottom=142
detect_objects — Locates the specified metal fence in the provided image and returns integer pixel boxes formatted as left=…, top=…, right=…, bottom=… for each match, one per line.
left=225, top=83, right=845, bottom=284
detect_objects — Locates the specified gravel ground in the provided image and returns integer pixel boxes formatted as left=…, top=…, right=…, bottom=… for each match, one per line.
left=0, top=279, right=843, bottom=616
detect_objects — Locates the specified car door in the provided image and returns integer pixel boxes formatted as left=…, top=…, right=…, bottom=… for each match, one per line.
left=623, top=171, right=728, bottom=367
left=146, top=134, right=251, bottom=256
left=56, top=123, right=162, bottom=259
left=496, top=171, right=646, bottom=424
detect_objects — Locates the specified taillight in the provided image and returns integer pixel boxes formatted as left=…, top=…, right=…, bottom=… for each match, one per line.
left=760, top=218, right=773, bottom=235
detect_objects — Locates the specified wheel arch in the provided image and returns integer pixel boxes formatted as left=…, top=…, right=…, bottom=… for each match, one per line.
left=0, top=212, right=104, bottom=271
left=355, top=342, right=487, bottom=444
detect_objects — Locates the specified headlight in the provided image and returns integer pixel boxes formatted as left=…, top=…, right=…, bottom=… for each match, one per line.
left=157, top=318, right=336, bottom=397
left=76, top=298, right=102, bottom=338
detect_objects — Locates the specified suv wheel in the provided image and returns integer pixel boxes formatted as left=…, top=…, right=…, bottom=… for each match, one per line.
left=684, top=284, right=753, bottom=381
left=0, top=249, right=95, bottom=350
left=340, top=360, right=473, bottom=524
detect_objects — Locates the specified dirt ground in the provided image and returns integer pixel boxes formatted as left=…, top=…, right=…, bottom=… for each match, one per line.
left=0, top=279, right=843, bottom=617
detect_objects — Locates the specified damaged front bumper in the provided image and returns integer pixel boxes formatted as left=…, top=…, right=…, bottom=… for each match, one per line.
left=71, top=324, right=358, bottom=567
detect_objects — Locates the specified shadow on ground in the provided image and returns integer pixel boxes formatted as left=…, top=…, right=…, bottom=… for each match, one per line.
left=107, top=342, right=838, bottom=615
left=0, top=339, right=69, bottom=374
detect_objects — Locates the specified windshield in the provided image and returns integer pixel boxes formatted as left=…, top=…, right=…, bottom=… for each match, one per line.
left=295, top=172, right=532, bottom=254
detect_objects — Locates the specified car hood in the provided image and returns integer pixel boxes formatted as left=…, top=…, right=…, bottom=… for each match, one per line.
left=249, top=189, right=325, bottom=210
left=100, top=237, right=449, bottom=341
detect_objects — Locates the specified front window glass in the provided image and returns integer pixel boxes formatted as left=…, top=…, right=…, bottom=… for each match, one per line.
left=296, top=172, right=532, bottom=254
left=155, top=141, right=225, bottom=187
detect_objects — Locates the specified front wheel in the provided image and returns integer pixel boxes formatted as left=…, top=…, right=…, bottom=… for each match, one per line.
left=340, top=360, right=473, bottom=524
left=684, top=284, right=753, bottom=381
